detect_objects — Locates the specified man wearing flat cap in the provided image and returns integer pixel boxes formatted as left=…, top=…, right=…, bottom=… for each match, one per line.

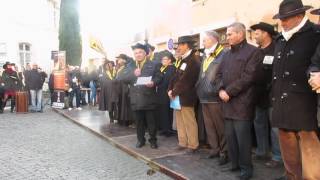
left=123, top=43, right=162, bottom=149
left=168, top=35, right=201, bottom=153
left=250, top=22, right=283, bottom=168
left=271, top=0, right=320, bottom=179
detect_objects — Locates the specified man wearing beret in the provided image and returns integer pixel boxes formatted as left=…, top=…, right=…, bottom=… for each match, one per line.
left=271, top=0, right=320, bottom=179
left=250, top=22, right=283, bottom=168
left=124, top=43, right=162, bottom=149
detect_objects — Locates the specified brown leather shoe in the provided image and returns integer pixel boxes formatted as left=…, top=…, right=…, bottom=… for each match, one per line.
left=175, top=146, right=186, bottom=151
left=186, top=148, right=198, bottom=154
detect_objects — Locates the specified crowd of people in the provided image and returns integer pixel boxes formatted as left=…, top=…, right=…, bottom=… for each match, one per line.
left=90, top=0, right=320, bottom=179
left=1, top=0, right=320, bottom=179
left=0, top=62, right=47, bottom=113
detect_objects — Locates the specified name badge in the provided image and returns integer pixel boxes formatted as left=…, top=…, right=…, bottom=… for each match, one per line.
left=180, top=63, right=187, bottom=71
left=263, top=55, right=274, bottom=65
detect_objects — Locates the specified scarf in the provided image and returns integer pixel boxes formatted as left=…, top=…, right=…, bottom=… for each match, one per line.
left=282, top=16, right=308, bottom=41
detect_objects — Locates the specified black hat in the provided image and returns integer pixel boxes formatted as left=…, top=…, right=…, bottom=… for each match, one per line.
left=131, top=43, right=149, bottom=54
left=273, top=0, right=312, bottom=19
left=159, top=50, right=176, bottom=63
left=250, top=22, right=278, bottom=36
left=311, top=8, right=320, bottom=15
left=145, top=43, right=155, bottom=51
left=2, top=61, right=10, bottom=69
left=175, top=35, right=196, bottom=44
left=116, top=54, right=128, bottom=60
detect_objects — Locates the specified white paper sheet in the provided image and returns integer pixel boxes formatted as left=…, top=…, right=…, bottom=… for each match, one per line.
left=135, top=76, right=152, bottom=85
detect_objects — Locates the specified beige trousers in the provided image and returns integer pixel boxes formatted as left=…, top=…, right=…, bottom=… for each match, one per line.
left=175, top=107, right=199, bottom=149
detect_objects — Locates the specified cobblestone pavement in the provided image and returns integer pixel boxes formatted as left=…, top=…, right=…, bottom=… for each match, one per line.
left=0, top=109, right=172, bottom=180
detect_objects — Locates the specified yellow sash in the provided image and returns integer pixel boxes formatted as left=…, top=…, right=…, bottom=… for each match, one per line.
left=160, top=65, right=168, bottom=73
left=116, top=66, right=125, bottom=76
left=106, top=70, right=115, bottom=80
left=202, top=45, right=224, bottom=73
left=136, top=58, right=147, bottom=69
left=174, top=58, right=182, bottom=68
left=149, top=53, right=154, bottom=61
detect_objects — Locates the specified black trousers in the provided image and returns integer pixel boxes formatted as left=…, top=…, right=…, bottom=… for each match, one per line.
left=225, top=118, right=253, bottom=177
left=157, top=103, right=173, bottom=132
left=0, top=95, right=3, bottom=111
left=69, top=88, right=81, bottom=108
left=133, top=110, right=157, bottom=144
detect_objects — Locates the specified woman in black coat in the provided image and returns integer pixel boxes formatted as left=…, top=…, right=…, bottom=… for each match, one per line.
left=2, top=63, right=22, bottom=112
left=98, top=61, right=116, bottom=123
left=156, top=52, right=176, bottom=137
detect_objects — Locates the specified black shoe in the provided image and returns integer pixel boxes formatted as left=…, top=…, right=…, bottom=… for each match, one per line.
left=136, top=142, right=145, bottom=148
left=0, top=109, right=3, bottom=114
left=150, top=143, right=158, bottom=149
left=219, top=154, right=229, bottom=165
left=238, top=174, right=252, bottom=180
left=207, top=153, right=219, bottom=159
left=222, top=166, right=240, bottom=172
left=275, top=175, right=287, bottom=180
left=252, top=154, right=269, bottom=161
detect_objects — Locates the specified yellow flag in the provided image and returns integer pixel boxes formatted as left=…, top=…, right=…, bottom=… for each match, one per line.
left=89, top=36, right=106, bottom=56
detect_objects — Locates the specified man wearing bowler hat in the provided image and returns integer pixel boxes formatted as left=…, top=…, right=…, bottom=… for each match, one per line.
left=168, top=35, right=201, bottom=153
left=271, top=0, right=320, bottom=179
left=250, top=22, right=283, bottom=168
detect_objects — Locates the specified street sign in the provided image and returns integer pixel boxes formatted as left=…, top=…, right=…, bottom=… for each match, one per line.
left=168, top=38, right=174, bottom=50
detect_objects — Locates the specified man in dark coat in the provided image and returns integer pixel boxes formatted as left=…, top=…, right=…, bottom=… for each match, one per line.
left=67, top=66, right=82, bottom=110
left=25, top=63, right=47, bottom=112
left=271, top=0, right=320, bottom=179
left=250, top=22, right=283, bottom=168
left=124, top=43, right=162, bottom=149
left=215, top=22, right=263, bottom=180
left=168, top=35, right=201, bottom=153
left=196, top=30, right=228, bottom=164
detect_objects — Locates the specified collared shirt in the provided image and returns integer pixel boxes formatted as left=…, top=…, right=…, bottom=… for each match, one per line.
left=181, top=50, right=192, bottom=60
left=204, top=43, right=218, bottom=58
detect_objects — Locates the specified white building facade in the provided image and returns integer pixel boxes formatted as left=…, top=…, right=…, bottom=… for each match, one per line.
left=0, top=0, right=59, bottom=72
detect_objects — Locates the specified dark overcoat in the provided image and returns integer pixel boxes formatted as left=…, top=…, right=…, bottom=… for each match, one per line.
left=124, top=60, right=162, bottom=111
left=214, top=40, right=263, bottom=121
left=271, top=21, right=320, bottom=131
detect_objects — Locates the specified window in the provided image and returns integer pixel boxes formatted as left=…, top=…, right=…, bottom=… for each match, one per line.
left=19, top=43, right=31, bottom=67
left=0, top=43, right=7, bottom=67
